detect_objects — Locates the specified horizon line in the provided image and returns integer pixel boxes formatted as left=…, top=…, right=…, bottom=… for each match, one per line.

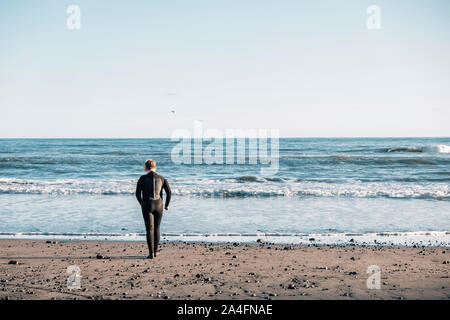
left=0, top=136, right=449, bottom=139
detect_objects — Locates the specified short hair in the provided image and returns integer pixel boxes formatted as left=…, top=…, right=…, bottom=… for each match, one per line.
left=144, top=159, right=156, bottom=170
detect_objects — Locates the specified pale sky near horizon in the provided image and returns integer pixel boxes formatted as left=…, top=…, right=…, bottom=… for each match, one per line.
left=1, top=0, right=449, bottom=138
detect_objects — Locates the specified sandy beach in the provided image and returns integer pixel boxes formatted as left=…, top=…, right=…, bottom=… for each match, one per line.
left=0, top=240, right=448, bottom=300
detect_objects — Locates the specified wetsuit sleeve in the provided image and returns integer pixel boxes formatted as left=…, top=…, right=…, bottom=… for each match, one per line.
left=135, top=177, right=143, bottom=205
left=162, top=178, right=171, bottom=207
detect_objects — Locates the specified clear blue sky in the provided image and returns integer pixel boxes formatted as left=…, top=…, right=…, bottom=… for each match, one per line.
left=1, top=0, right=449, bottom=138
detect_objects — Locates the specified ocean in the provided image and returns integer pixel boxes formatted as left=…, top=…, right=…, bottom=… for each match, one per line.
left=0, top=138, right=449, bottom=246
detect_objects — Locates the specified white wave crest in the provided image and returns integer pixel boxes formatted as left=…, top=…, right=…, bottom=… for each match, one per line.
left=0, top=177, right=448, bottom=199
left=435, top=144, right=450, bottom=154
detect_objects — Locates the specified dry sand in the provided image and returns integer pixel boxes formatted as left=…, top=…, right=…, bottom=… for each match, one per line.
left=0, top=240, right=448, bottom=300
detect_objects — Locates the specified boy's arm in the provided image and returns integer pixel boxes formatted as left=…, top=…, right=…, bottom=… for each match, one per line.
left=135, top=177, right=143, bottom=205
left=162, top=178, right=171, bottom=209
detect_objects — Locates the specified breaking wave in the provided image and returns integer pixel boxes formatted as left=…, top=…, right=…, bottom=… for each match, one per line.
left=379, top=144, right=450, bottom=154
left=0, top=177, right=448, bottom=200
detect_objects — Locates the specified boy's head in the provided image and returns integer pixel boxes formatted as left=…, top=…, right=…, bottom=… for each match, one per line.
left=144, top=159, right=156, bottom=172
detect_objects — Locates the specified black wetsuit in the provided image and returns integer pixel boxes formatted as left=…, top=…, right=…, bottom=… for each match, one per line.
left=136, top=171, right=171, bottom=257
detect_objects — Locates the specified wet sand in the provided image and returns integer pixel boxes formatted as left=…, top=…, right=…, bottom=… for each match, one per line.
left=0, top=240, right=448, bottom=300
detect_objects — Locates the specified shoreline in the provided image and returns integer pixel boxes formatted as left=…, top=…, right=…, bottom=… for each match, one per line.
left=0, top=240, right=449, bottom=300
left=0, top=230, right=449, bottom=247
